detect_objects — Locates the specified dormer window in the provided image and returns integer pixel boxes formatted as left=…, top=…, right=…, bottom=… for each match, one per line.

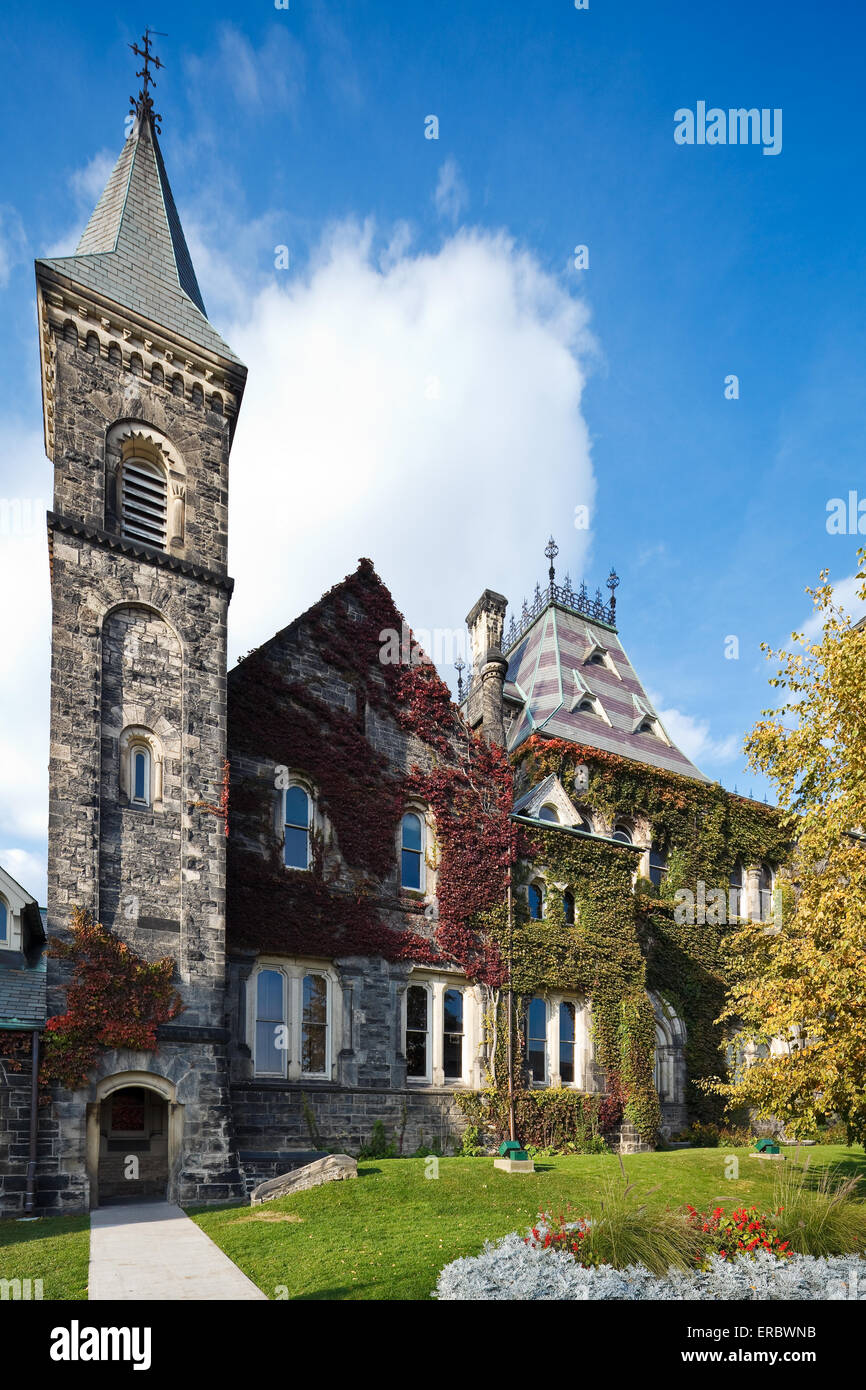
left=284, top=786, right=311, bottom=870
left=0, top=898, right=7, bottom=944
left=538, top=804, right=559, bottom=823
left=588, top=653, right=605, bottom=666
left=612, top=824, right=632, bottom=844
left=121, top=454, right=168, bottom=549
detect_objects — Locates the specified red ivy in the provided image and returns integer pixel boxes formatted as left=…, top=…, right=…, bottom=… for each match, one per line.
left=41, top=908, right=183, bottom=1090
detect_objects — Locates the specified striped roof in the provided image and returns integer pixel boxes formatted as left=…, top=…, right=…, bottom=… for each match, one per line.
left=37, top=106, right=241, bottom=365
left=503, top=600, right=709, bottom=781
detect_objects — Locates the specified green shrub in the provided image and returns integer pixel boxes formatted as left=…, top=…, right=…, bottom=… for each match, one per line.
left=358, top=1120, right=397, bottom=1160
left=674, top=1120, right=753, bottom=1148
left=458, top=1125, right=487, bottom=1157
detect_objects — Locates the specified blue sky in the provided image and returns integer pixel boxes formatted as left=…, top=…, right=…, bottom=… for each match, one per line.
left=2, top=0, right=864, bottom=899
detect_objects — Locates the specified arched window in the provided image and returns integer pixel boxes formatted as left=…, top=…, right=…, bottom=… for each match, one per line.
left=538, top=804, right=559, bottom=823
left=171, top=373, right=184, bottom=397
left=131, top=745, right=152, bottom=807
left=758, top=864, right=774, bottom=922
left=729, top=862, right=743, bottom=918
left=406, top=984, right=430, bottom=1079
left=528, top=882, right=544, bottom=920
left=526, top=997, right=547, bottom=1082
left=588, top=652, right=605, bottom=666
left=85, top=331, right=99, bottom=356
left=401, top=812, right=424, bottom=890
left=612, top=824, right=632, bottom=844
left=0, top=897, right=7, bottom=944
left=284, top=786, right=310, bottom=870
left=151, top=363, right=164, bottom=386
left=108, top=342, right=122, bottom=365
left=563, top=890, right=576, bottom=924
left=301, top=973, right=328, bottom=1075
left=649, top=844, right=667, bottom=890
left=443, top=989, right=464, bottom=1080
left=559, top=1001, right=576, bottom=1083
left=255, top=969, right=286, bottom=1077
left=129, top=352, right=144, bottom=377
left=120, top=455, right=168, bottom=548
left=578, top=698, right=596, bottom=714
left=575, top=814, right=592, bottom=833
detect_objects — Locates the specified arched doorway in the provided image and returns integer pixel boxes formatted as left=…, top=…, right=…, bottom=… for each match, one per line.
left=86, top=1071, right=182, bottom=1208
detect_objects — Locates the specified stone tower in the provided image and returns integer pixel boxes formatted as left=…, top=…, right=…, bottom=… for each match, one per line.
left=34, top=77, right=248, bottom=1209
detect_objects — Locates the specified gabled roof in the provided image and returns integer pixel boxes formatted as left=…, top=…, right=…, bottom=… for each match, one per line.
left=504, top=601, right=709, bottom=782
left=37, top=106, right=241, bottom=365
left=512, top=773, right=586, bottom=827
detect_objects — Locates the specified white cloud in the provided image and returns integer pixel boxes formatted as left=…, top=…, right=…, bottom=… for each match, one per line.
left=0, top=205, right=27, bottom=287
left=188, top=24, right=306, bottom=115
left=648, top=693, right=740, bottom=766
left=434, top=158, right=468, bottom=225
left=0, top=219, right=597, bottom=910
left=224, top=221, right=596, bottom=668
left=0, top=425, right=51, bottom=871
left=0, top=848, right=46, bottom=904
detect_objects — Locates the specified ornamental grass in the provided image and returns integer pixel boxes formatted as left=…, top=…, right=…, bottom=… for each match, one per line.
left=771, top=1155, right=866, bottom=1258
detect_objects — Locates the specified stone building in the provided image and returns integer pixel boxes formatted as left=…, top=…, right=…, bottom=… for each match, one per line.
left=0, top=84, right=786, bottom=1215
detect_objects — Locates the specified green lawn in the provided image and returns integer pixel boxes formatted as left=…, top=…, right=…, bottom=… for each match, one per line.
left=0, top=1212, right=90, bottom=1300
left=190, top=1144, right=866, bottom=1301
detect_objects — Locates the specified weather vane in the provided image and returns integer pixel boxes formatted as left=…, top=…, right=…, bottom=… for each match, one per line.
left=129, top=29, right=167, bottom=131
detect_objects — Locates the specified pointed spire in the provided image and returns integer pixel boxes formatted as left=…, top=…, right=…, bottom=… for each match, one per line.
left=36, top=35, right=241, bottom=366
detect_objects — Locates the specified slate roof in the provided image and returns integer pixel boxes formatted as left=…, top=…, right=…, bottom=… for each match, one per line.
left=503, top=600, right=710, bottom=782
left=0, top=952, right=47, bottom=1030
left=37, top=106, right=242, bottom=365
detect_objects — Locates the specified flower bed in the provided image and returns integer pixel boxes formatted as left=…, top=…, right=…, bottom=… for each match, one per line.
left=434, top=1232, right=866, bottom=1300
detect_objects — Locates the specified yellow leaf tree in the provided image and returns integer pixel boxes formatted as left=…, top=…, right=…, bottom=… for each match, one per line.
left=708, top=552, right=866, bottom=1143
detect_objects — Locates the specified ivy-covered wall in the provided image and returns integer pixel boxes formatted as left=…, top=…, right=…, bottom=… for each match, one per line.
left=504, top=737, right=789, bottom=1139
left=224, top=563, right=789, bottom=1150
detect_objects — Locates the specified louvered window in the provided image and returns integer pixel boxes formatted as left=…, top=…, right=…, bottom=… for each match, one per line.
left=121, top=457, right=168, bottom=548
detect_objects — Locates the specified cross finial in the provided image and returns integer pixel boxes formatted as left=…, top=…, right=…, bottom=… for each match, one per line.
left=545, top=535, right=558, bottom=594
left=129, top=29, right=167, bottom=131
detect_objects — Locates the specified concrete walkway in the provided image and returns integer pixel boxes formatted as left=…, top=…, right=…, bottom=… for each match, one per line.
left=89, top=1201, right=267, bottom=1300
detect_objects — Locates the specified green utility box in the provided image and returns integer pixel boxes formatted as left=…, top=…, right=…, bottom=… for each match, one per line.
left=755, top=1138, right=781, bottom=1155
left=499, top=1140, right=529, bottom=1162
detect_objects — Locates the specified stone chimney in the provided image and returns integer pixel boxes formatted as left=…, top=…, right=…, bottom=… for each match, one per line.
left=465, top=589, right=509, bottom=746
